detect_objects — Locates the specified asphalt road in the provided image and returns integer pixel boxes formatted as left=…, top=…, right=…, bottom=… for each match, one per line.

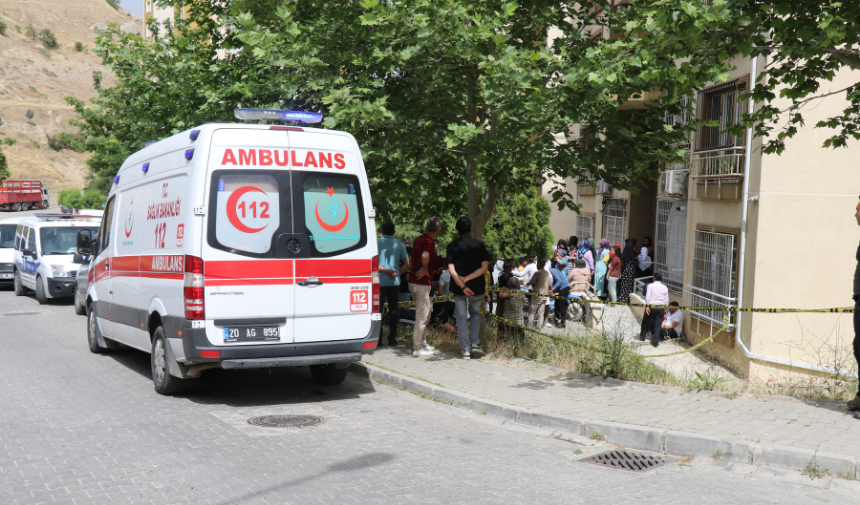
left=1, top=287, right=858, bottom=504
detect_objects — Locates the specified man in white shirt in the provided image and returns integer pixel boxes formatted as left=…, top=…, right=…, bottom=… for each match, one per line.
left=661, top=301, right=683, bottom=340
left=640, top=272, right=669, bottom=347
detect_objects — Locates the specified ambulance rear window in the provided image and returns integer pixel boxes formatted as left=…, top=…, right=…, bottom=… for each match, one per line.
left=294, top=171, right=366, bottom=257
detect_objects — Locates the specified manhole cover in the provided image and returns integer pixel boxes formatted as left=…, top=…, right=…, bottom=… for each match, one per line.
left=247, top=415, right=324, bottom=428
left=581, top=450, right=668, bottom=472
left=2, top=312, right=40, bottom=316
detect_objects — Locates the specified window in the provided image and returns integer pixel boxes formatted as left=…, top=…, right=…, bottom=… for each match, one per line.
left=696, top=80, right=747, bottom=152
left=577, top=183, right=596, bottom=197
left=25, top=227, right=36, bottom=252
left=295, top=172, right=367, bottom=257
left=97, top=197, right=116, bottom=255
left=0, top=224, right=16, bottom=249
left=40, top=227, right=99, bottom=255
left=575, top=215, right=594, bottom=241
left=688, top=229, right=738, bottom=328
left=655, top=200, right=686, bottom=294
left=14, top=224, right=25, bottom=250
left=602, top=198, right=628, bottom=247
left=208, top=170, right=290, bottom=258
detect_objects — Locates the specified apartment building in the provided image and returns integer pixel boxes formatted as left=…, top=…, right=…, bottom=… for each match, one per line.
left=142, top=0, right=190, bottom=40
left=546, top=25, right=860, bottom=382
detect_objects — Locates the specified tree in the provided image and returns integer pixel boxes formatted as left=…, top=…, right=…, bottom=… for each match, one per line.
left=57, top=188, right=105, bottom=209
left=0, top=146, right=9, bottom=181
left=25, top=25, right=35, bottom=40
left=620, top=0, right=860, bottom=154
left=0, top=20, right=7, bottom=36
left=38, top=29, right=58, bottom=49
left=71, top=1, right=735, bottom=234
left=483, top=188, right=553, bottom=262
left=25, top=108, right=34, bottom=120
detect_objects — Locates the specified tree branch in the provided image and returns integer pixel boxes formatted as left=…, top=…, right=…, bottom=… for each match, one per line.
left=825, top=48, right=860, bottom=71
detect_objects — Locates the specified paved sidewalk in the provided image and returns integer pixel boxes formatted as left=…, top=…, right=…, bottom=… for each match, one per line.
left=363, top=346, right=860, bottom=458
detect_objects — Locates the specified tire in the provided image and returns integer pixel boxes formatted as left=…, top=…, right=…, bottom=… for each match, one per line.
left=309, top=364, right=349, bottom=385
left=566, top=302, right=585, bottom=323
left=42, top=200, right=49, bottom=209
left=22, top=203, right=30, bottom=211
left=87, top=306, right=106, bottom=354
left=14, top=202, right=22, bottom=212
left=35, top=276, right=48, bottom=305
left=13, top=271, right=27, bottom=296
left=73, top=289, right=87, bottom=315
left=151, top=326, right=184, bottom=395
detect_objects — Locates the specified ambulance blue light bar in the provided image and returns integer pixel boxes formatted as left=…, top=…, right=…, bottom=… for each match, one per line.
left=234, top=108, right=323, bottom=124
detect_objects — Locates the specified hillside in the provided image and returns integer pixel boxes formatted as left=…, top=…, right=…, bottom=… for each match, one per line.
left=0, top=0, right=140, bottom=192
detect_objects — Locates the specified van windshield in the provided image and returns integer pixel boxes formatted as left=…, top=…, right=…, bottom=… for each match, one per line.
left=0, top=225, right=15, bottom=249
left=39, top=227, right=99, bottom=255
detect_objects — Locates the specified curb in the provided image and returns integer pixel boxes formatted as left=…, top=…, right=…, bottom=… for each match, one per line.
left=350, top=361, right=859, bottom=478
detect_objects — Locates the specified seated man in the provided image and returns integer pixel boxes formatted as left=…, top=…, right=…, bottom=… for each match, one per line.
left=661, top=301, right=684, bottom=340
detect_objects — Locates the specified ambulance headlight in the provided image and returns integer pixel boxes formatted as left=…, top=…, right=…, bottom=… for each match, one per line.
left=51, top=265, right=67, bottom=277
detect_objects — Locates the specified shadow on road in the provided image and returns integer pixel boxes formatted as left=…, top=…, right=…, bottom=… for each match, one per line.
left=103, top=345, right=376, bottom=408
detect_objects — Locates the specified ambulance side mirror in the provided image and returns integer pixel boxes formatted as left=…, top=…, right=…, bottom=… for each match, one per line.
left=76, top=229, right=93, bottom=256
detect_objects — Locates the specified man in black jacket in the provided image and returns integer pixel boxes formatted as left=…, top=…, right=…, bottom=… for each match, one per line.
left=447, top=217, right=489, bottom=360
left=850, top=200, right=860, bottom=411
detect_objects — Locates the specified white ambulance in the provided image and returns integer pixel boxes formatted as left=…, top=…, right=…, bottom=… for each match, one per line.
left=0, top=217, right=21, bottom=285
left=11, top=214, right=101, bottom=302
left=76, top=109, right=381, bottom=395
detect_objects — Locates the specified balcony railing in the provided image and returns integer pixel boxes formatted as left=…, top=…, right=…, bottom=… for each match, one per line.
left=690, top=147, right=745, bottom=199
left=684, top=284, right=736, bottom=333
left=578, top=183, right=596, bottom=197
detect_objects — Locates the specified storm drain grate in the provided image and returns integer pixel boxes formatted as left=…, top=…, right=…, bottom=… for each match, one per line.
left=2, top=312, right=40, bottom=316
left=247, top=415, right=325, bottom=429
left=581, top=450, right=668, bottom=472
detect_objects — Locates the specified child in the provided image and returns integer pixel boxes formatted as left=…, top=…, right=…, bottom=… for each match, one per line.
left=503, top=276, right=525, bottom=340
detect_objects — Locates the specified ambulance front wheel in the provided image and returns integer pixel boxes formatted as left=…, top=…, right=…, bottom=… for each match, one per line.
left=151, top=326, right=185, bottom=395
left=309, top=364, right=349, bottom=386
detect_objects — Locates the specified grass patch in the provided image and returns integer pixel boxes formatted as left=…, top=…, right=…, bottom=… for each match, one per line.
left=588, top=430, right=604, bottom=441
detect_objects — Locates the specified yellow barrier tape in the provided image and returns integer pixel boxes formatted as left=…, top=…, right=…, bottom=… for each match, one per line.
left=397, top=293, right=455, bottom=307
left=483, top=310, right=732, bottom=359
left=488, top=287, right=855, bottom=314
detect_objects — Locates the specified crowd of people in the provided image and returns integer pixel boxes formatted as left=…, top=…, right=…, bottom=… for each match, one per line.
left=377, top=219, right=683, bottom=359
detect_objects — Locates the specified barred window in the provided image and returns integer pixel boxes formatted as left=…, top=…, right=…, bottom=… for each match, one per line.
left=575, top=215, right=595, bottom=241
left=602, top=199, right=627, bottom=247
left=655, top=200, right=686, bottom=294
left=687, top=229, right=738, bottom=328
left=696, top=80, right=747, bottom=151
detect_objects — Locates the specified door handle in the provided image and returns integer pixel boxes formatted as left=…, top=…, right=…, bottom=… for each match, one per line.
left=298, top=276, right=324, bottom=288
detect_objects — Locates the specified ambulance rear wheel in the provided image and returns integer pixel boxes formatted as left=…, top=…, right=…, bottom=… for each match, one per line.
left=151, top=327, right=184, bottom=395
left=13, top=272, right=27, bottom=296
left=309, top=364, right=349, bottom=385
left=87, top=308, right=107, bottom=354
left=35, top=276, right=48, bottom=305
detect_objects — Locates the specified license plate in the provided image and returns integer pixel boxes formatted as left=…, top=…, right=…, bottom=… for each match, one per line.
left=223, top=326, right=280, bottom=343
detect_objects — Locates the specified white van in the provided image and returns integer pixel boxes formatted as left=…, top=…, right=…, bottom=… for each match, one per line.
left=11, top=214, right=101, bottom=302
left=77, top=109, right=381, bottom=395
left=0, top=217, right=21, bottom=284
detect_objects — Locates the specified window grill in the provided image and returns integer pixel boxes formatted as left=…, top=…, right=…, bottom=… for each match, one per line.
left=575, top=215, right=595, bottom=241
left=602, top=199, right=628, bottom=247
left=655, top=200, right=686, bottom=294
left=696, top=80, right=747, bottom=152
left=687, top=230, right=737, bottom=328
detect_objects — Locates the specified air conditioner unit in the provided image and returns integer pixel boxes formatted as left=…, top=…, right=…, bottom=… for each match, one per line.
left=595, top=180, right=611, bottom=195
left=660, top=170, right=687, bottom=196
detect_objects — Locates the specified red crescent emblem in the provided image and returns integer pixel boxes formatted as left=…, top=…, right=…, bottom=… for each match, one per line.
left=315, top=200, right=349, bottom=232
left=124, top=200, right=134, bottom=238
left=226, top=186, right=268, bottom=233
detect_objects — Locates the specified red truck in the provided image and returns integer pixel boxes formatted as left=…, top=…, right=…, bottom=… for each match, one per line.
left=0, top=179, right=49, bottom=211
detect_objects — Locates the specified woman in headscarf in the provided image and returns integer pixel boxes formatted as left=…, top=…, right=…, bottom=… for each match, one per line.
left=568, top=258, right=592, bottom=292
left=579, top=237, right=595, bottom=275
left=618, top=241, right=638, bottom=303
left=594, top=239, right=611, bottom=298
left=607, top=246, right=622, bottom=302
left=552, top=239, right=569, bottom=268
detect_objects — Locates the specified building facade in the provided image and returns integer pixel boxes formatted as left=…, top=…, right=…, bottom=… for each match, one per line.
left=142, top=0, right=190, bottom=40
left=545, top=38, right=860, bottom=382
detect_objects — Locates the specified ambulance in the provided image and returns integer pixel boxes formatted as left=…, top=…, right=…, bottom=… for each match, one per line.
left=76, top=109, right=381, bottom=395
left=11, top=214, right=101, bottom=302
left=0, top=217, right=21, bottom=285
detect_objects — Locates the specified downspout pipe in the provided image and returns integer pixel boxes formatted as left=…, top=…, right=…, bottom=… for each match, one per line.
left=733, top=54, right=854, bottom=379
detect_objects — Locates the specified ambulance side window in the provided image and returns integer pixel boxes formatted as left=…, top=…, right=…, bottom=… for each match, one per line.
left=97, top=197, right=117, bottom=255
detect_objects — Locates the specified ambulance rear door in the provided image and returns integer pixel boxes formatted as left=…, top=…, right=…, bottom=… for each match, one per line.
left=289, top=130, right=373, bottom=343
left=203, top=128, right=296, bottom=346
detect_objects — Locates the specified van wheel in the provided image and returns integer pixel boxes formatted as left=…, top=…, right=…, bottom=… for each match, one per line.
left=14, top=203, right=22, bottom=212
left=309, top=364, right=349, bottom=385
left=35, top=276, right=48, bottom=305
left=87, top=307, right=108, bottom=354
left=13, top=272, right=27, bottom=296
left=74, top=289, right=87, bottom=315
left=151, top=327, right=184, bottom=395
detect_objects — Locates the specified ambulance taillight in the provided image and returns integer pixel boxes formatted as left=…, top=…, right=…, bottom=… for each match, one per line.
left=184, top=255, right=205, bottom=320
left=371, top=255, right=380, bottom=313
